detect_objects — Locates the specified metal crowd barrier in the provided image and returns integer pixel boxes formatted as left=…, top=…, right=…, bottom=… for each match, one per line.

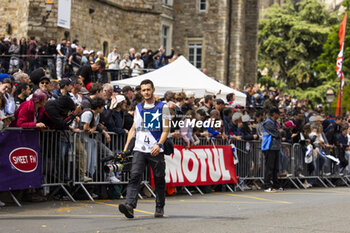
left=39, top=130, right=155, bottom=202
left=4, top=128, right=350, bottom=205
left=291, top=143, right=350, bottom=189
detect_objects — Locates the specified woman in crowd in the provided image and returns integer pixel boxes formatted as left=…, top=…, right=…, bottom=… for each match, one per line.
left=130, top=53, right=144, bottom=77
left=95, top=51, right=109, bottom=68
left=0, top=78, right=16, bottom=116
left=180, top=109, right=199, bottom=149
left=0, top=93, right=12, bottom=130
left=119, top=53, right=131, bottom=79
left=309, top=124, right=328, bottom=176
left=12, top=89, right=48, bottom=128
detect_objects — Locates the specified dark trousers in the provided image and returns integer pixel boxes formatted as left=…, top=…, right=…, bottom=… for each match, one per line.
left=110, top=70, right=119, bottom=81
left=264, top=150, right=280, bottom=189
left=126, top=151, right=166, bottom=208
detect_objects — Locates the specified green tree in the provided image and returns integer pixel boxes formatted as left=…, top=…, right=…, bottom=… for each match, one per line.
left=258, top=0, right=337, bottom=92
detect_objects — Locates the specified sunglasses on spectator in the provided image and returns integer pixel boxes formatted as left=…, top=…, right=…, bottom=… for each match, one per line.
left=40, top=81, right=49, bottom=85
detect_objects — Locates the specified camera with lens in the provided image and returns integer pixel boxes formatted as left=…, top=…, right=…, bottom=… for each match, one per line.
left=102, top=150, right=132, bottom=173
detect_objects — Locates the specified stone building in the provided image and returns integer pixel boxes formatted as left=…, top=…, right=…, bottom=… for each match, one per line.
left=0, top=0, right=260, bottom=89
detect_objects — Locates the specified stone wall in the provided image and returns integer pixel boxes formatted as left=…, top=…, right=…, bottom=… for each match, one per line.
left=0, top=0, right=30, bottom=39
left=243, top=0, right=259, bottom=86
left=25, top=0, right=162, bottom=55
left=228, top=0, right=259, bottom=89
left=172, top=0, right=230, bottom=84
left=0, top=0, right=260, bottom=89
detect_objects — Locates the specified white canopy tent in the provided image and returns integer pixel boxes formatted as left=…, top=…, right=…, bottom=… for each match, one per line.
left=111, top=56, right=246, bottom=106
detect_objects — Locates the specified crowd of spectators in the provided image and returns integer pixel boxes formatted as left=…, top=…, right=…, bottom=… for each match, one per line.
left=0, top=36, right=177, bottom=81
left=1, top=36, right=350, bottom=205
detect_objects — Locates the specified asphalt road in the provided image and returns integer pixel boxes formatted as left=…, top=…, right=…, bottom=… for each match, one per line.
left=1, top=187, right=350, bottom=233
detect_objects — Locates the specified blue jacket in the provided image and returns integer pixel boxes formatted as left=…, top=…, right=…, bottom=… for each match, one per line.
left=262, top=117, right=281, bottom=151
left=100, top=109, right=126, bottom=135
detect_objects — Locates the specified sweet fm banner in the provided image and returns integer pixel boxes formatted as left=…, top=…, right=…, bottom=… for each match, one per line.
left=165, top=145, right=238, bottom=186
left=0, top=130, right=42, bottom=191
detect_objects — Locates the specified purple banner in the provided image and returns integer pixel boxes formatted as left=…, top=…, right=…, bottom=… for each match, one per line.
left=0, top=130, right=42, bottom=191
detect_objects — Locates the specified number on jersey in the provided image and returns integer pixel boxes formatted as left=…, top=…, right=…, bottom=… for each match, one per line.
left=144, top=136, right=150, bottom=144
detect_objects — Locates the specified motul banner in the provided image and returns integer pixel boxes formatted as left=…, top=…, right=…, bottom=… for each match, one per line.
left=165, top=145, right=237, bottom=186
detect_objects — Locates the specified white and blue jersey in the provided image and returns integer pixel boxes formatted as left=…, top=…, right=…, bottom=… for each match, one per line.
left=134, top=101, right=170, bottom=153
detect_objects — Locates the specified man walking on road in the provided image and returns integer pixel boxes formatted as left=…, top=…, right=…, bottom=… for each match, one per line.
left=262, top=108, right=282, bottom=192
left=119, top=79, right=170, bottom=218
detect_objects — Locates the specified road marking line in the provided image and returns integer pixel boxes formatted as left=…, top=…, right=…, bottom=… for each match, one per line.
left=262, top=192, right=347, bottom=196
left=95, top=201, right=154, bottom=215
left=219, top=193, right=292, bottom=204
left=0, top=214, right=125, bottom=218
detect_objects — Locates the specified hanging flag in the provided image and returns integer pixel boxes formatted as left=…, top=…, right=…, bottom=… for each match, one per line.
left=336, top=12, right=348, bottom=116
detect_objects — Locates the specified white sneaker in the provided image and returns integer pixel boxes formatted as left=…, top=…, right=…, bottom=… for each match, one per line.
left=109, top=176, right=120, bottom=184
left=264, top=188, right=277, bottom=193
left=0, top=201, right=5, bottom=207
left=83, top=176, right=92, bottom=182
left=241, top=184, right=251, bottom=190
left=304, top=181, right=312, bottom=188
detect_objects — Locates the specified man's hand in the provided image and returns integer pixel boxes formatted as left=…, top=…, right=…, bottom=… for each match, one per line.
left=10, top=85, right=16, bottom=97
left=36, top=122, right=46, bottom=128
left=150, top=144, right=161, bottom=156
left=103, top=131, right=111, bottom=144
left=170, top=131, right=181, bottom=139
left=185, top=141, right=190, bottom=150
left=110, top=97, right=117, bottom=109
left=74, top=105, right=82, bottom=116
left=72, top=128, right=81, bottom=133
left=2, top=117, right=11, bottom=127
left=75, top=116, right=80, bottom=123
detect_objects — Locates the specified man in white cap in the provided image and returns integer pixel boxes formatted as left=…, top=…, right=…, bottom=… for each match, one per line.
left=100, top=94, right=128, bottom=135
left=82, top=50, right=90, bottom=65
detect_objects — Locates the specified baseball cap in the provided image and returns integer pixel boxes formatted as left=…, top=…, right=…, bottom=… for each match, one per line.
left=253, top=93, right=260, bottom=99
left=197, top=108, right=209, bottom=117
left=39, top=76, right=50, bottom=82
left=242, top=115, right=252, bottom=123
left=232, top=112, right=243, bottom=121
left=111, top=95, right=126, bottom=109
left=0, top=73, right=10, bottom=82
left=285, top=120, right=296, bottom=127
left=317, top=104, right=323, bottom=108
left=185, top=91, right=195, bottom=98
left=122, top=85, right=133, bottom=93
left=60, top=78, right=72, bottom=87
left=315, top=115, right=324, bottom=121
left=113, top=84, right=122, bottom=93
left=83, top=50, right=89, bottom=55
left=309, top=116, right=316, bottom=122
left=141, top=48, right=147, bottom=54
left=216, top=99, right=226, bottom=105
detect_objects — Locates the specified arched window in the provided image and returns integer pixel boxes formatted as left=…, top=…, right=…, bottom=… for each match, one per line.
left=103, top=41, right=108, bottom=56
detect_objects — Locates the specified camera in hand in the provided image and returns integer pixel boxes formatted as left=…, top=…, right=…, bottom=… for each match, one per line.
left=103, top=150, right=132, bottom=173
